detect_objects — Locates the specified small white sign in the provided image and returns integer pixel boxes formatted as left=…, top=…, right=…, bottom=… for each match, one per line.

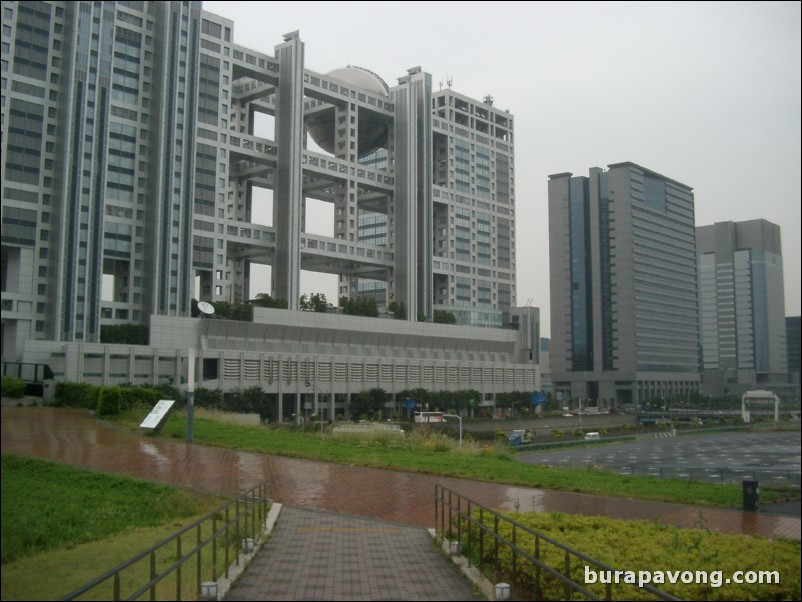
left=140, top=399, right=176, bottom=429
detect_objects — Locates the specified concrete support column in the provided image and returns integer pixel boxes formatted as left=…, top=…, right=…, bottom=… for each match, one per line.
left=272, top=31, right=305, bottom=310
left=393, top=67, right=432, bottom=321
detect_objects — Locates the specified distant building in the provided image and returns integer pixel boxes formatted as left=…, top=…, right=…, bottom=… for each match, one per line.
left=785, top=316, right=800, bottom=387
left=539, top=337, right=552, bottom=397
left=548, top=162, right=700, bottom=407
left=697, top=220, right=792, bottom=396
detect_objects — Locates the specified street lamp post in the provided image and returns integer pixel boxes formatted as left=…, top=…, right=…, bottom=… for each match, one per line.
left=443, top=413, right=463, bottom=446
left=186, top=348, right=195, bottom=442
left=306, top=381, right=325, bottom=435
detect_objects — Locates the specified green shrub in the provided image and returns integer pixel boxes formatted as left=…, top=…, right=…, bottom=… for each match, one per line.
left=54, top=382, right=97, bottom=409
left=96, top=386, right=124, bottom=416
left=54, top=382, right=161, bottom=414
left=1, top=376, right=26, bottom=398
left=460, top=511, right=801, bottom=601
left=119, top=386, right=162, bottom=409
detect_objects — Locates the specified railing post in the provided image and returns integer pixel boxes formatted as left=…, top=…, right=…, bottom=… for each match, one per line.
left=196, top=524, right=202, bottom=594
left=493, top=514, right=500, bottom=581
left=478, top=507, right=484, bottom=575
left=212, top=514, right=218, bottom=581
left=457, top=492, right=462, bottom=550
left=534, top=536, right=541, bottom=601
left=150, top=551, right=157, bottom=602
left=564, top=550, right=571, bottom=600
left=176, top=535, right=182, bottom=601
left=114, top=572, right=121, bottom=601
left=235, top=499, right=241, bottom=566
left=512, top=524, right=517, bottom=588
left=467, top=500, right=473, bottom=568
left=224, top=505, right=231, bottom=578
left=447, top=489, right=453, bottom=540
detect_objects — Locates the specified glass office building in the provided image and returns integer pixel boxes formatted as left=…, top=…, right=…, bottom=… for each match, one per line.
left=548, top=163, right=700, bottom=406
left=697, top=220, right=789, bottom=396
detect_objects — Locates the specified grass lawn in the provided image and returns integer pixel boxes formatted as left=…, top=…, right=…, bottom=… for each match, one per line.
left=123, top=409, right=751, bottom=507
left=1, top=454, right=228, bottom=600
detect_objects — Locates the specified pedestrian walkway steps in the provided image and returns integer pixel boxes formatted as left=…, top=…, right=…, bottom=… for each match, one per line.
left=223, top=506, right=483, bottom=601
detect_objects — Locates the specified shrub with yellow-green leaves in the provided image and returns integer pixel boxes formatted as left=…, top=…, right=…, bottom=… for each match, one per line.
left=457, top=511, right=800, bottom=601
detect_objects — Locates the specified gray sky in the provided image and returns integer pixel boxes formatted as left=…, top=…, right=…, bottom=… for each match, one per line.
left=203, top=0, right=801, bottom=336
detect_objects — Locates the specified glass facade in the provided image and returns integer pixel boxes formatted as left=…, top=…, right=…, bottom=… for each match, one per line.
left=549, top=163, right=700, bottom=404
left=568, top=177, right=592, bottom=371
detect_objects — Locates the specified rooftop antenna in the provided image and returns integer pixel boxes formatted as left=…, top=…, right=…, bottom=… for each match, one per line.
left=446, top=75, right=453, bottom=90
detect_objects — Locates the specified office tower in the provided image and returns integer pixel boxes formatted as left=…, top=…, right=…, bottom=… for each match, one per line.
left=548, top=162, right=700, bottom=407
left=787, top=316, right=800, bottom=385
left=1, top=2, right=534, bottom=404
left=697, top=220, right=788, bottom=394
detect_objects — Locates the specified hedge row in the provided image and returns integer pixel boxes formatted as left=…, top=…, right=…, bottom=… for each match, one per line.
left=1, top=376, right=26, bottom=398
left=460, top=510, right=801, bottom=600
left=54, top=382, right=163, bottom=416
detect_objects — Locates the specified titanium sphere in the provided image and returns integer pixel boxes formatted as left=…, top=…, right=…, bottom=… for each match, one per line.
left=307, top=66, right=390, bottom=157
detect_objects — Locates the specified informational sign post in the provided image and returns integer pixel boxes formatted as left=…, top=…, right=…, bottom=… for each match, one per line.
left=140, top=399, right=176, bottom=430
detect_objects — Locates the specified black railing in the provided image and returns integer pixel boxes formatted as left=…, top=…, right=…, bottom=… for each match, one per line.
left=61, top=482, right=270, bottom=601
left=434, top=484, right=679, bottom=601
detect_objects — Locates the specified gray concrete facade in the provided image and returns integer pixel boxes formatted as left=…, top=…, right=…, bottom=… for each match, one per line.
left=1, top=2, right=530, bottom=394
left=21, top=308, right=539, bottom=420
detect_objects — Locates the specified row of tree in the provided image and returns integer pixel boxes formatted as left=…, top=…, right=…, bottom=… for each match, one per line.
left=189, top=294, right=457, bottom=323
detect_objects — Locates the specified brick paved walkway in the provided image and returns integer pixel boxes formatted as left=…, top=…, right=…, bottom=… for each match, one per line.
left=2, top=406, right=799, bottom=601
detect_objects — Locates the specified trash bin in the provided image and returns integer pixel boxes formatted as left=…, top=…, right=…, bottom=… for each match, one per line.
left=742, top=479, right=759, bottom=512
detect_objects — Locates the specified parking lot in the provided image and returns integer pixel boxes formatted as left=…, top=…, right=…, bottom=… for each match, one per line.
left=516, top=430, right=801, bottom=487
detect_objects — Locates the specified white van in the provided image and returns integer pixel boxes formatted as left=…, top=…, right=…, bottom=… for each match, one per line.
left=584, top=432, right=601, bottom=441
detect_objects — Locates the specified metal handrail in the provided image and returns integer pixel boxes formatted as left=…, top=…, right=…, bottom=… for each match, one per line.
left=60, top=482, right=270, bottom=601
left=434, top=484, right=679, bottom=601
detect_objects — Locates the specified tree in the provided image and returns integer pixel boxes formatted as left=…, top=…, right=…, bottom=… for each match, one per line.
left=433, top=309, right=457, bottom=324
left=388, top=301, right=406, bottom=320
left=339, top=296, right=379, bottom=317
left=349, top=387, right=387, bottom=419
left=300, top=293, right=329, bottom=312
left=100, top=324, right=149, bottom=345
left=251, top=292, right=287, bottom=309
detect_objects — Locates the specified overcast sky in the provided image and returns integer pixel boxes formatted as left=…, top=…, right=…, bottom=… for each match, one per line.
left=203, top=0, right=801, bottom=336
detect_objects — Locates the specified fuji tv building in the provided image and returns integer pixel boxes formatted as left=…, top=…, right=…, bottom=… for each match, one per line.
left=1, top=2, right=539, bottom=420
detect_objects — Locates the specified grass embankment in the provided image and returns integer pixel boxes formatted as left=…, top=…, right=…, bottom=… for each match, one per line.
left=132, top=410, right=748, bottom=507
left=1, top=454, right=226, bottom=600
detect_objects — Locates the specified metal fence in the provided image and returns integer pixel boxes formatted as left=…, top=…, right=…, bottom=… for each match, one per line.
left=434, top=484, right=679, bottom=601
left=60, top=482, right=270, bottom=601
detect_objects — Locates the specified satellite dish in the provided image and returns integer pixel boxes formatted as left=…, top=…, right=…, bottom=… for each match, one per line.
left=197, top=301, right=215, bottom=316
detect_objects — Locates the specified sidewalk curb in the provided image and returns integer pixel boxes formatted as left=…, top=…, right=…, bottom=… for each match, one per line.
left=216, top=502, right=282, bottom=600
left=430, top=528, right=496, bottom=600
